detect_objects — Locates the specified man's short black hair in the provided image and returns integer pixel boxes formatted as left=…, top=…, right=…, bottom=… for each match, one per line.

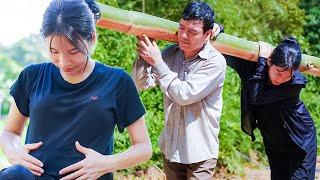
left=181, top=1, right=215, bottom=32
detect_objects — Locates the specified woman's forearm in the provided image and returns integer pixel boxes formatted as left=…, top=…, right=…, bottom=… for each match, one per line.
left=0, top=130, right=22, bottom=155
left=106, top=141, right=152, bottom=173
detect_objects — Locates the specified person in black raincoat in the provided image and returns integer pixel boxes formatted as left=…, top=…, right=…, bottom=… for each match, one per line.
left=225, top=37, right=317, bottom=180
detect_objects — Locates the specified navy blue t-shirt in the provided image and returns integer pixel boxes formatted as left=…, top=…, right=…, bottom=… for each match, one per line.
left=10, top=62, right=146, bottom=179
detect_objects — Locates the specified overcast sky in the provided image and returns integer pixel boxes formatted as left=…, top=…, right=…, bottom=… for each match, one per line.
left=0, top=0, right=51, bottom=46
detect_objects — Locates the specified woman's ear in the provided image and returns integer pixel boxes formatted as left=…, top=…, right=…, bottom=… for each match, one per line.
left=267, top=58, right=272, bottom=67
left=91, top=32, right=96, bottom=45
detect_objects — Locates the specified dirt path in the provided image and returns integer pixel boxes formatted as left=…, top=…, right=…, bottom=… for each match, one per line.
left=115, top=157, right=320, bottom=180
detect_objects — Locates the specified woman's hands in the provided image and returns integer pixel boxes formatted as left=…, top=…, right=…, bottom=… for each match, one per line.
left=59, top=141, right=114, bottom=180
left=6, top=141, right=44, bottom=176
left=60, top=118, right=152, bottom=180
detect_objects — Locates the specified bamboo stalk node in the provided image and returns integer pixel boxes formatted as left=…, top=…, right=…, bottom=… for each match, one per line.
left=96, top=2, right=320, bottom=77
left=127, top=11, right=134, bottom=34
left=306, top=62, right=315, bottom=70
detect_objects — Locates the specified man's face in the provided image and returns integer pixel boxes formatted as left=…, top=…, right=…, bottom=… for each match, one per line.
left=178, top=19, right=211, bottom=57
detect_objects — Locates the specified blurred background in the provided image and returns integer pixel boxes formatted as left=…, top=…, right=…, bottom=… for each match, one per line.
left=0, top=0, right=319, bottom=179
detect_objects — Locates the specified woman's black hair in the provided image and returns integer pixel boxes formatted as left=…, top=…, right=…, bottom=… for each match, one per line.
left=181, top=1, right=215, bottom=33
left=270, top=37, right=302, bottom=70
left=41, top=0, right=101, bottom=55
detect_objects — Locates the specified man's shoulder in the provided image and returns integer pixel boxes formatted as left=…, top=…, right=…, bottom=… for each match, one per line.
left=162, top=44, right=179, bottom=57
left=206, top=45, right=226, bottom=69
left=163, top=44, right=179, bottom=51
left=207, top=44, right=225, bottom=59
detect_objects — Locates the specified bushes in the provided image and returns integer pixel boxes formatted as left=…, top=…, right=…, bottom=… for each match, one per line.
left=1, top=0, right=317, bottom=175
left=93, top=0, right=319, bottom=175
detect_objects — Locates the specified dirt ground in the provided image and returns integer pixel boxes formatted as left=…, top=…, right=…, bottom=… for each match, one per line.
left=115, top=157, right=320, bottom=180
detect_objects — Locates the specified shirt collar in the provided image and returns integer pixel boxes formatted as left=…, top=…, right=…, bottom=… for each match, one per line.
left=183, top=42, right=217, bottom=62
left=291, top=70, right=307, bottom=85
left=198, top=42, right=213, bottom=60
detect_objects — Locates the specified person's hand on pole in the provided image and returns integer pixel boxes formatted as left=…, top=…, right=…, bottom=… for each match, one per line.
left=137, top=34, right=163, bottom=66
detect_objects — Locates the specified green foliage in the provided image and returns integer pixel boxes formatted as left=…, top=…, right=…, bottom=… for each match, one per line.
left=0, top=56, right=21, bottom=84
left=0, top=0, right=319, bottom=176
left=209, top=0, right=308, bottom=47
left=0, top=101, right=10, bottom=115
left=93, top=29, right=137, bottom=72
left=99, top=0, right=188, bottom=21
left=300, top=77, right=320, bottom=140
left=0, top=56, right=22, bottom=115
left=4, top=34, right=48, bottom=66
left=301, top=0, right=320, bottom=56
left=219, top=68, right=250, bottom=173
left=93, top=0, right=320, bottom=175
left=300, top=0, right=320, bottom=150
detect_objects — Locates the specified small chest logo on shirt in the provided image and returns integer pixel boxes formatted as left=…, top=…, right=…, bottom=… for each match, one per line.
left=90, top=96, right=98, bottom=101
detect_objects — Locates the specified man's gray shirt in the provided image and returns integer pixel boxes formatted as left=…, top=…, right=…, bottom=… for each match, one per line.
left=132, top=42, right=226, bottom=164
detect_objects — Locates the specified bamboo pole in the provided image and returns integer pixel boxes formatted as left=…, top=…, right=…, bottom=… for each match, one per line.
left=96, top=3, right=320, bottom=77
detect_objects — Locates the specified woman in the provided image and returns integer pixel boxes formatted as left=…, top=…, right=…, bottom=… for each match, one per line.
left=0, top=0, right=152, bottom=179
left=226, top=37, right=317, bottom=179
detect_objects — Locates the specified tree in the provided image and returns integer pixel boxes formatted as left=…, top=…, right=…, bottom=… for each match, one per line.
left=7, top=34, right=48, bottom=66
left=0, top=55, right=22, bottom=115
left=299, top=0, right=320, bottom=146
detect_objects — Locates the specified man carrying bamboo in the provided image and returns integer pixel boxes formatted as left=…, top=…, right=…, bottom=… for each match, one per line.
left=132, top=1, right=226, bottom=179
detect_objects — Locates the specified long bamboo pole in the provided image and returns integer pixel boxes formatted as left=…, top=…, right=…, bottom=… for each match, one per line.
left=96, top=3, right=320, bottom=77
